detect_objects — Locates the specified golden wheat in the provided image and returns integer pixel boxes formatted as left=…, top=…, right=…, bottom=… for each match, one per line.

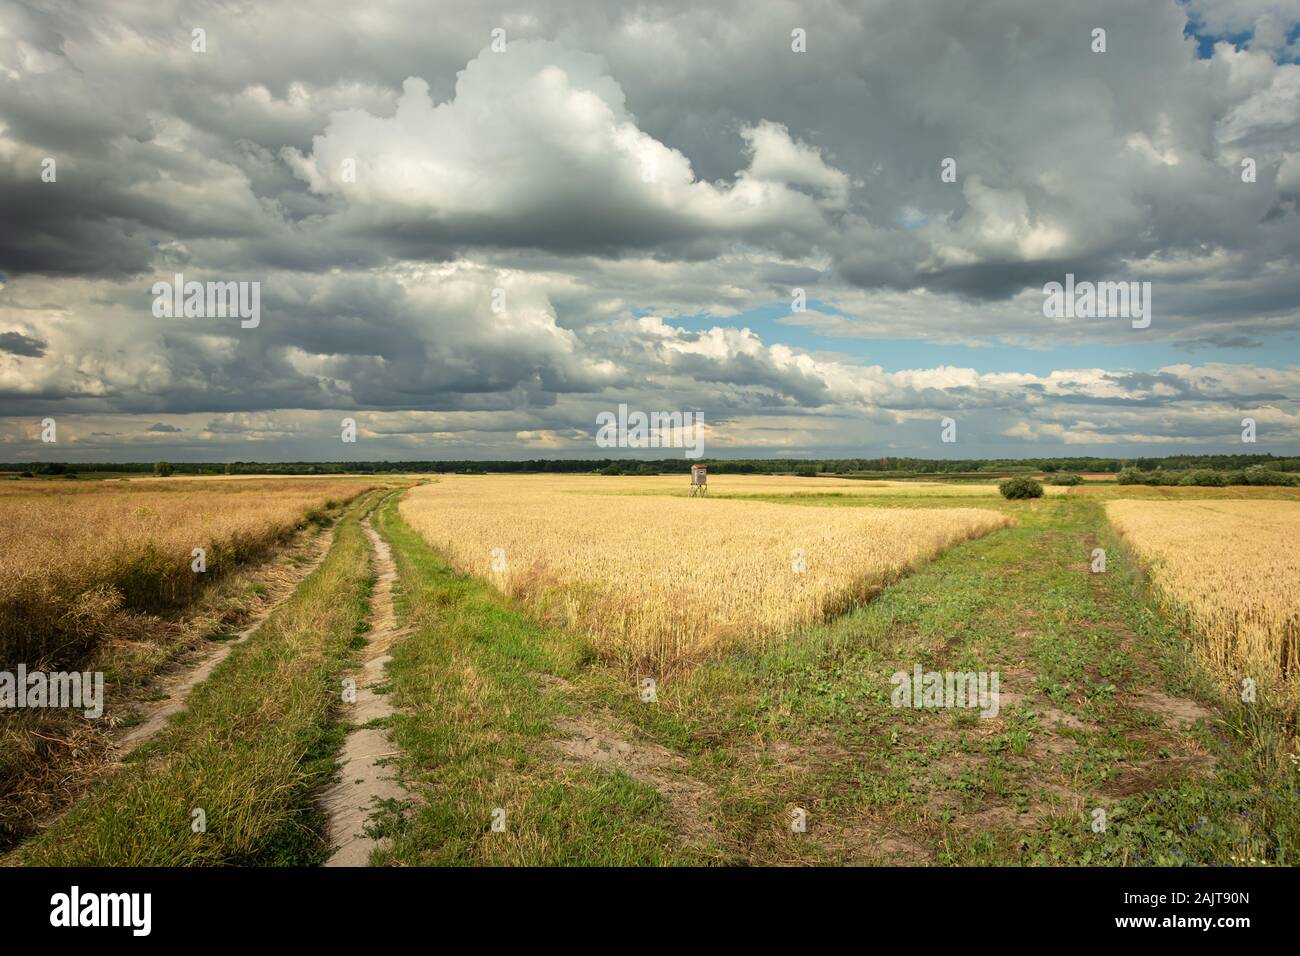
left=501, top=474, right=1066, bottom=498
left=401, top=474, right=1011, bottom=671
left=1105, top=500, right=1300, bottom=692
left=0, top=477, right=376, bottom=667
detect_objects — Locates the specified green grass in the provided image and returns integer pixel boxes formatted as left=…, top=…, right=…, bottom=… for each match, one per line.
left=371, top=495, right=717, bottom=866
left=16, top=493, right=382, bottom=866
left=19, top=482, right=1295, bottom=867
left=375, top=487, right=1298, bottom=866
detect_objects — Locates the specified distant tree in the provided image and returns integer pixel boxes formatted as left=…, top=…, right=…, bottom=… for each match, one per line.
left=998, top=476, right=1043, bottom=499
left=154, top=461, right=175, bottom=477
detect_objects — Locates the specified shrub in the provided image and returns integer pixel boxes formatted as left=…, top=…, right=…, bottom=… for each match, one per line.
left=998, top=476, right=1043, bottom=499
left=1182, top=469, right=1226, bottom=487
left=1242, top=465, right=1299, bottom=487
left=1050, top=474, right=1082, bottom=486
left=1113, top=466, right=1294, bottom=488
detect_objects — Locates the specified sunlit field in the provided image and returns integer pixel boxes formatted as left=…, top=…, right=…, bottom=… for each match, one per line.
left=1074, top=484, right=1300, bottom=501
left=400, top=474, right=1012, bottom=670
left=561, top=474, right=1070, bottom=498
left=0, top=477, right=376, bottom=669
left=1106, top=500, right=1300, bottom=697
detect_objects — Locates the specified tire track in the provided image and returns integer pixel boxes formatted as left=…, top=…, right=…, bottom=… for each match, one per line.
left=118, top=526, right=335, bottom=751
left=321, top=514, right=411, bottom=867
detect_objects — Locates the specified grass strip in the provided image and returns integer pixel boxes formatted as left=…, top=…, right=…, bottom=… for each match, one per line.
left=380, top=488, right=1298, bottom=866
left=16, top=493, right=381, bottom=866
left=372, top=494, right=708, bottom=866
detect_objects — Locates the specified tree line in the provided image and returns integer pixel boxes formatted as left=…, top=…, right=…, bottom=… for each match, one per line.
left=7, top=453, right=1299, bottom=477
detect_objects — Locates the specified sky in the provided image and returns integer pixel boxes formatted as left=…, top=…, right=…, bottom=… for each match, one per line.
left=1, top=0, right=1298, bottom=463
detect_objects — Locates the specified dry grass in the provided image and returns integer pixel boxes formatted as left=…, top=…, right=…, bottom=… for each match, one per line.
left=0, top=523, right=335, bottom=850
left=400, top=474, right=1011, bottom=671
left=15, top=493, right=380, bottom=866
left=0, top=477, right=376, bottom=669
left=1106, top=500, right=1300, bottom=696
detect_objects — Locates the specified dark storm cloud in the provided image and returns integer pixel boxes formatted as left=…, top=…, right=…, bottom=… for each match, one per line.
left=0, top=0, right=1296, bottom=460
left=0, top=330, right=46, bottom=356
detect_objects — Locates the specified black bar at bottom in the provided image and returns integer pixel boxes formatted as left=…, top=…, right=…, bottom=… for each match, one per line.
left=0, top=865, right=1278, bottom=941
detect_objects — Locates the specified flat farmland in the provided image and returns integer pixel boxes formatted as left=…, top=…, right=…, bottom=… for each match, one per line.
left=399, top=474, right=1012, bottom=670
left=558, top=474, right=1071, bottom=498
left=0, top=476, right=386, bottom=849
left=0, top=477, right=378, bottom=670
left=1106, top=500, right=1300, bottom=696
left=5, top=472, right=1298, bottom=870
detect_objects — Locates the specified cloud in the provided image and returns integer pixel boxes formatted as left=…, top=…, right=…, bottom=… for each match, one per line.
left=0, top=331, right=46, bottom=357
left=0, top=1, right=1296, bottom=460
left=280, top=42, right=851, bottom=256
left=1183, top=0, right=1300, bottom=37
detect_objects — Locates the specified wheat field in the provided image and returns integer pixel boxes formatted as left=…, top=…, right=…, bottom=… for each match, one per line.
left=400, top=474, right=1012, bottom=670
left=0, top=477, right=376, bottom=669
left=1105, top=500, right=1300, bottom=693
left=527, top=474, right=1068, bottom=498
